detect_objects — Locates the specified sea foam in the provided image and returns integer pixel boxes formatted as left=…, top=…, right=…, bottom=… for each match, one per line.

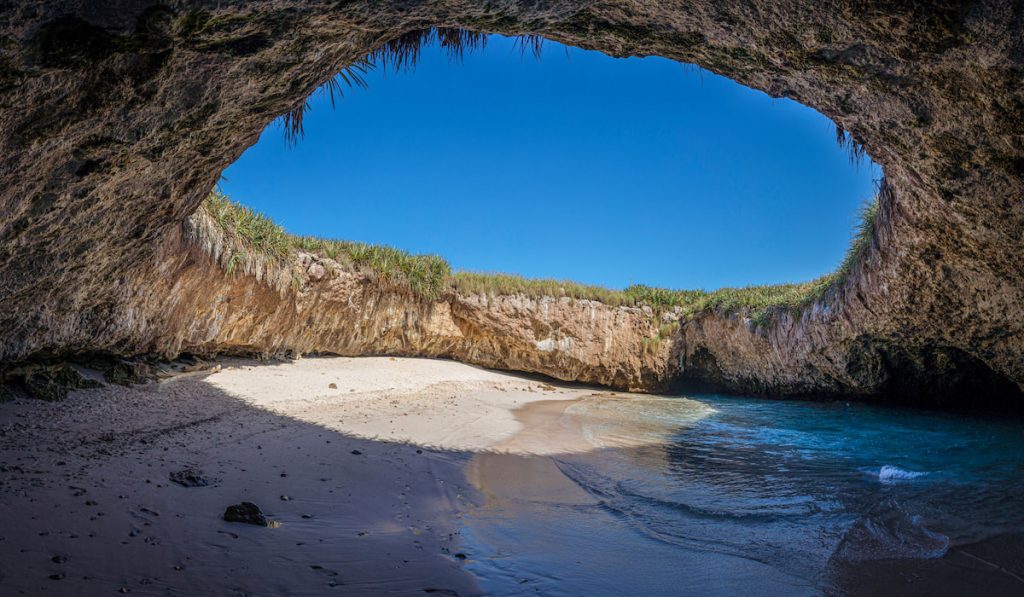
left=878, top=465, right=928, bottom=482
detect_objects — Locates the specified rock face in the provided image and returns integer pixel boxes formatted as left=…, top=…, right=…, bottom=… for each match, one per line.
left=0, top=2, right=1022, bottom=409
left=111, top=211, right=677, bottom=391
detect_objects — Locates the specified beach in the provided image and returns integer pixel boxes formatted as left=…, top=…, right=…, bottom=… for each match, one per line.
left=3, top=356, right=1023, bottom=596
left=1, top=356, right=584, bottom=595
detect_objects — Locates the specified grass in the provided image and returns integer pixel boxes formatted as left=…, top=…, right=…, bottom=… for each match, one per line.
left=450, top=273, right=655, bottom=307
left=292, top=236, right=451, bottom=299
left=203, top=191, right=292, bottom=264
left=199, top=188, right=881, bottom=325
left=200, top=191, right=450, bottom=299
left=835, top=124, right=867, bottom=166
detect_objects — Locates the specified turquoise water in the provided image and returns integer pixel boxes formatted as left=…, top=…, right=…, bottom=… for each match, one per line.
left=460, top=394, right=1024, bottom=595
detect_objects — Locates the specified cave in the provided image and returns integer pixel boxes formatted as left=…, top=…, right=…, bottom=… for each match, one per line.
left=2, top=3, right=1024, bottom=594
left=1, top=3, right=1022, bottom=403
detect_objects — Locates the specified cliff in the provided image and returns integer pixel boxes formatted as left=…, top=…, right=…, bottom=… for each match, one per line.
left=1, top=2, right=1022, bottom=409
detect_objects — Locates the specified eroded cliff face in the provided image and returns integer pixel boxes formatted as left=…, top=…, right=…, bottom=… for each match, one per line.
left=125, top=212, right=678, bottom=392
left=1, top=2, right=1022, bottom=408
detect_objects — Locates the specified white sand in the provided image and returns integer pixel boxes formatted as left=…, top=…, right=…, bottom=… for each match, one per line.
left=0, top=355, right=709, bottom=595
left=206, top=356, right=593, bottom=453
left=207, top=356, right=711, bottom=457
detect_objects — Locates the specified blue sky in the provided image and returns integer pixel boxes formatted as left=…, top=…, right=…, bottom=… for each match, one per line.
left=220, top=34, right=881, bottom=291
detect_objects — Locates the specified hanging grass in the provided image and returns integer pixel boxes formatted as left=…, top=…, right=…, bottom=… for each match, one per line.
left=280, top=59, right=372, bottom=145
left=835, top=124, right=867, bottom=166
left=279, top=27, right=535, bottom=143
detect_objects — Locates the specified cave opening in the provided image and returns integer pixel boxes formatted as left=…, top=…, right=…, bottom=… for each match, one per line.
left=214, top=31, right=883, bottom=300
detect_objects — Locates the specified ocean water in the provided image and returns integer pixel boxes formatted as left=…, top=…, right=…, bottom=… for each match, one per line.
left=460, top=394, right=1024, bottom=595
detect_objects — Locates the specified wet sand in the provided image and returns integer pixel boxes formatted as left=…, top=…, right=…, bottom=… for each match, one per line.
left=827, top=532, right=1024, bottom=595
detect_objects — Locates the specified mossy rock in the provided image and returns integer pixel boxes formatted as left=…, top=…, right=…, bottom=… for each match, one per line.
left=21, top=365, right=102, bottom=401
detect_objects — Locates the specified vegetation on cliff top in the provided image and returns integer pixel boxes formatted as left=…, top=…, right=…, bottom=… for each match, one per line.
left=199, top=189, right=880, bottom=325
left=202, top=191, right=451, bottom=299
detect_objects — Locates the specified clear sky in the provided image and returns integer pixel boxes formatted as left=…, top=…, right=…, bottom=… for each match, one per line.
left=220, top=34, right=881, bottom=291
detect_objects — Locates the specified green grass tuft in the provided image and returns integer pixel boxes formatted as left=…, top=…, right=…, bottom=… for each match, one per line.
left=836, top=193, right=879, bottom=278
left=201, top=191, right=450, bottom=300
left=203, top=190, right=291, bottom=260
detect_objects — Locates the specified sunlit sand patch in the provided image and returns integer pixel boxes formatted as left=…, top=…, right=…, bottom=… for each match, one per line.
left=203, top=356, right=714, bottom=456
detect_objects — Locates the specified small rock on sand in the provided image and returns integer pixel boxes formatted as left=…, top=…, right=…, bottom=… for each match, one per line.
left=223, top=502, right=269, bottom=526
left=169, top=468, right=210, bottom=487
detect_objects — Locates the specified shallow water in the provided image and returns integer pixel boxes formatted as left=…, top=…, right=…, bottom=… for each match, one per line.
left=460, top=394, right=1024, bottom=595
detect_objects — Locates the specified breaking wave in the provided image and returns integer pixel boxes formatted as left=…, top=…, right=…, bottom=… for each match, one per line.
left=878, top=465, right=929, bottom=482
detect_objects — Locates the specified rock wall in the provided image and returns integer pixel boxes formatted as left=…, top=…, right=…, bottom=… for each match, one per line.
left=120, top=212, right=678, bottom=391
left=0, top=2, right=1022, bottom=408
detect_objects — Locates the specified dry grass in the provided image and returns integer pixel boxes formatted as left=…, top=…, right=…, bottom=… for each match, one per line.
left=835, top=124, right=867, bottom=166
left=281, top=60, right=372, bottom=145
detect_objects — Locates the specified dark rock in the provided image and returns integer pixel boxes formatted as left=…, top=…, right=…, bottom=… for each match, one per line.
left=0, top=383, right=17, bottom=402
left=168, top=468, right=210, bottom=487
left=2, top=363, right=102, bottom=402
left=51, top=554, right=67, bottom=564
left=103, top=360, right=155, bottom=386
left=223, top=502, right=268, bottom=526
left=350, top=450, right=362, bottom=456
